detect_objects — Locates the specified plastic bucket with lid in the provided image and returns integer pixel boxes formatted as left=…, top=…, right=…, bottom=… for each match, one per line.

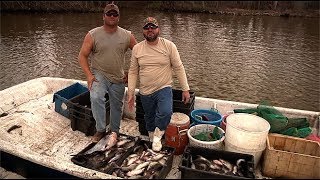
left=224, top=113, right=270, bottom=168
left=165, top=112, right=190, bottom=155
left=190, top=109, right=222, bottom=126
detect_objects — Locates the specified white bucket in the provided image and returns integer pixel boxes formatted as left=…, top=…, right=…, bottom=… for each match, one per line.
left=187, top=124, right=225, bottom=150
left=225, top=140, right=265, bottom=169
left=225, top=113, right=270, bottom=151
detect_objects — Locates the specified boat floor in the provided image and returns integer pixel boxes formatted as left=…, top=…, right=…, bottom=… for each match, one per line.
left=0, top=90, right=269, bottom=179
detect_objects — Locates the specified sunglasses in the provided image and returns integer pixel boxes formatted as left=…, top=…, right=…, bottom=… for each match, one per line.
left=143, top=24, right=158, bottom=30
left=105, top=12, right=119, bottom=17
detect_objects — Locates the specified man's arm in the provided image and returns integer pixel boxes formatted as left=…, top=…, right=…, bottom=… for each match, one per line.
left=129, top=33, right=137, bottom=50
left=127, top=47, right=139, bottom=111
left=170, top=42, right=190, bottom=104
left=123, top=33, right=138, bottom=83
left=78, top=32, right=96, bottom=90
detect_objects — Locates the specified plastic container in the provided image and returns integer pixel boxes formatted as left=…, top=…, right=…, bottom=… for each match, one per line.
left=171, top=89, right=195, bottom=108
left=179, top=145, right=255, bottom=179
left=66, top=91, right=110, bottom=116
left=165, top=112, right=190, bottom=155
left=190, top=109, right=223, bottom=126
left=135, top=89, right=195, bottom=116
left=53, top=82, right=88, bottom=118
left=136, top=89, right=195, bottom=108
left=135, top=89, right=195, bottom=135
left=187, top=124, right=225, bottom=150
left=224, top=113, right=270, bottom=168
left=220, top=114, right=228, bottom=131
left=71, top=133, right=139, bottom=173
left=69, top=111, right=96, bottom=136
left=67, top=91, right=110, bottom=136
left=108, top=139, right=175, bottom=178
left=224, top=140, right=264, bottom=169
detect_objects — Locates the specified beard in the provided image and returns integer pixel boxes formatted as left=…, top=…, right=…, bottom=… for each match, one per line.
left=143, top=32, right=159, bottom=42
left=104, top=19, right=118, bottom=28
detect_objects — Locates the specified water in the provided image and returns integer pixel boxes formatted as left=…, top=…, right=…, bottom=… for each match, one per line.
left=1, top=10, right=319, bottom=112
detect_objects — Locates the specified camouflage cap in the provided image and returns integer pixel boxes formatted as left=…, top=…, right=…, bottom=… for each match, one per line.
left=104, top=3, right=119, bottom=13
left=143, top=17, right=159, bottom=27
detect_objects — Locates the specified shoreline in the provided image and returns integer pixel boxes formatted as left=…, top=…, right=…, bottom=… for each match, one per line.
left=1, top=1, right=319, bottom=18
left=1, top=8, right=319, bottom=18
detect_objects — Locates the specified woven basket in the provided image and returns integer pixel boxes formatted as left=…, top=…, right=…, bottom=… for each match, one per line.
left=187, top=124, right=225, bottom=150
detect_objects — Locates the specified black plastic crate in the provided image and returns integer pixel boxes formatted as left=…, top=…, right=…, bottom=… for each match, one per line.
left=66, top=91, right=110, bottom=136
left=136, top=103, right=194, bottom=115
left=173, top=99, right=195, bottom=116
left=108, top=139, right=175, bottom=179
left=135, top=89, right=195, bottom=136
left=172, top=89, right=195, bottom=108
left=135, top=105, right=145, bottom=115
left=135, top=106, right=194, bottom=136
left=138, top=120, right=148, bottom=136
left=70, top=113, right=96, bottom=136
left=136, top=89, right=195, bottom=109
left=66, top=91, right=110, bottom=116
left=71, top=133, right=140, bottom=174
left=136, top=111, right=144, bottom=120
left=135, top=100, right=194, bottom=116
left=179, top=146, right=255, bottom=179
left=136, top=89, right=195, bottom=105
left=69, top=108, right=110, bottom=136
left=135, top=89, right=194, bottom=116
left=135, top=101, right=194, bottom=136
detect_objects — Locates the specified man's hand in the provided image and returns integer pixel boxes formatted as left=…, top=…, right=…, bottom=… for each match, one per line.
left=182, top=91, right=190, bottom=104
left=87, top=74, right=98, bottom=91
left=127, top=93, right=135, bottom=112
left=123, top=72, right=128, bottom=84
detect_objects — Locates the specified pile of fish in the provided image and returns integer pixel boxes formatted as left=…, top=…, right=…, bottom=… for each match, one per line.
left=111, top=143, right=172, bottom=179
left=72, top=134, right=137, bottom=172
left=190, top=155, right=254, bottom=178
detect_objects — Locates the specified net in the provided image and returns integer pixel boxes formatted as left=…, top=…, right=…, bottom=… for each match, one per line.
left=233, top=101, right=312, bottom=137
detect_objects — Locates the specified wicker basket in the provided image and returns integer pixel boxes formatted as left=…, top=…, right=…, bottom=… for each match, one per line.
left=262, top=133, right=320, bottom=179
left=187, top=124, right=225, bottom=150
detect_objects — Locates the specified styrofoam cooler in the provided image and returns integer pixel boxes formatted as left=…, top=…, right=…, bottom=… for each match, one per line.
left=224, top=113, right=270, bottom=168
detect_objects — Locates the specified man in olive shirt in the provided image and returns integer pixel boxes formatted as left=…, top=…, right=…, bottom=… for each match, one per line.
left=78, top=3, right=137, bottom=146
left=127, top=17, right=190, bottom=151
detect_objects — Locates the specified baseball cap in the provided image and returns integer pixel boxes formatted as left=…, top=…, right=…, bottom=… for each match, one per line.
left=143, top=17, right=158, bottom=27
left=104, top=3, right=119, bottom=13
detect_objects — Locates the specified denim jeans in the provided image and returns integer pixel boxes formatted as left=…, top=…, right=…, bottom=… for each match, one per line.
left=140, top=87, right=173, bottom=131
left=90, top=69, right=125, bottom=134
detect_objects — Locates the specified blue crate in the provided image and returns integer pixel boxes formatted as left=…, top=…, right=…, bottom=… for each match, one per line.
left=53, top=82, right=88, bottom=118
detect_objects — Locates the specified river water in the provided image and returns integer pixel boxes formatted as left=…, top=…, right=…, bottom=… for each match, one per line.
left=1, top=9, right=319, bottom=112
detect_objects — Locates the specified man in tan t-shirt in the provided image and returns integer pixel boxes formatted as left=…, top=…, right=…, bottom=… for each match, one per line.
left=127, top=17, right=190, bottom=152
left=78, top=3, right=137, bottom=146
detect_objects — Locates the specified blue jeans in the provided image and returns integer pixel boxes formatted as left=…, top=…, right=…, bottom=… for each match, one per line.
left=90, top=70, right=125, bottom=134
left=140, top=87, right=173, bottom=131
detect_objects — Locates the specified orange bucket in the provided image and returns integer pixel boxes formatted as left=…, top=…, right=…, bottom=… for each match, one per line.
left=165, top=112, right=190, bottom=155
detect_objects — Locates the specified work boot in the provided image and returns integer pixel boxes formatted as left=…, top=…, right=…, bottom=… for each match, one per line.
left=92, top=131, right=106, bottom=143
left=152, top=127, right=165, bottom=152
left=106, top=132, right=118, bottom=149
left=148, top=131, right=154, bottom=142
